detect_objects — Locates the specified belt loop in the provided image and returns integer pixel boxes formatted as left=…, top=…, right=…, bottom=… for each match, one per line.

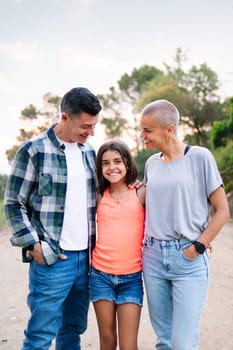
left=144, top=236, right=154, bottom=247
left=175, top=240, right=180, bottom=250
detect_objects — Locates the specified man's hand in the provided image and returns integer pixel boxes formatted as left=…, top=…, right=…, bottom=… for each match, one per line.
left=29, top=243, right=67, bottom=264
left=59, top=253, right=67, bottom=260
left=29, top=242, right=46, bottom=264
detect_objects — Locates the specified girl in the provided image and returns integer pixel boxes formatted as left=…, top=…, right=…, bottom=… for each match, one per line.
left=90, top=140, right=145, bottom=350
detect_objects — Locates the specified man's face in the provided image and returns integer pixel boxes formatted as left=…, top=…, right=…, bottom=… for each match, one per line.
left=61, top=112, right=99, bottom=143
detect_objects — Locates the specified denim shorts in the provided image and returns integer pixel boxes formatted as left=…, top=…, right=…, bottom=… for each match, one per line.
left=90, top=267, right=143, bottom=306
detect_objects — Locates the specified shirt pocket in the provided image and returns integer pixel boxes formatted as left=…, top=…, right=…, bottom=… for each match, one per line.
left=38, top=173, right=53, bottom=196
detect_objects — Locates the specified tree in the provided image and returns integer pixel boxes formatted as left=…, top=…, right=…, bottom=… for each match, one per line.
left=98, top=65, right=165, bottom=153
left=211, top=97, right=233, bottom=148
left=139, top=49, right=227, bottom=146
left=98, top=86, right=128, bottom=139
left=6, top=93, right=61, bottom=162
left=134, top=149, right=155, bottom=180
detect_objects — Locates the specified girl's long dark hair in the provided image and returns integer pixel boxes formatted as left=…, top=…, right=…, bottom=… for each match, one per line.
left=96, top=139, right=137, bottom=195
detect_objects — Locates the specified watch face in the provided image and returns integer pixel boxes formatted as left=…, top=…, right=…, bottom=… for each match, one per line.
left=194, top=241, right=206, bottom=254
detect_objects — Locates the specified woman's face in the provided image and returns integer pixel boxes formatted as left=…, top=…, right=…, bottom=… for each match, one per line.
left=140, top=114, right=167, bottom=150
left=101, top=150, right=127, bottom=185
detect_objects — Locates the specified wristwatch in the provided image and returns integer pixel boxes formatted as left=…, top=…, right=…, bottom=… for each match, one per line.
left=25, top=243, right=35, bottom=251
left=192, top=241, right=206, bottom=254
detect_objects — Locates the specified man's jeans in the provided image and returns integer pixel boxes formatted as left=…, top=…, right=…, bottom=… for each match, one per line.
left=22, top=249, right=89, bottom=350
left=143, top=238, right=209, bottom=350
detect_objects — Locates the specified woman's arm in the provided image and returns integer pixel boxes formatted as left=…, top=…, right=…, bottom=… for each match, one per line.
left=197, top=186, right=230, bottom=247
left=183, top=186, right=230, bottom=258
left=137, top=185, right=146, bottom=206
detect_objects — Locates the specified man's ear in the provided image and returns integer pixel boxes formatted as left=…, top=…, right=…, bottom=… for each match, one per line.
left=61, top=112, right=68, bottom=122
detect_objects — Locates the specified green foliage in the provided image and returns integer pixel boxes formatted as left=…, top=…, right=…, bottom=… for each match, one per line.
left=134, top=149, right=156, bottom=180
left=6, top=93, right=61, bottom=163
left=211, top=121, right=229, bottom=147
left=186, top=63, right=219, bottom=102
left=138, top=78, right=191, bottom=113
left=228, top=97, right=233, bottom=128
left=118, top=65, right=164, bottom=95
left=211, top=97, right=233, bottom=148
left=213, top=140, right=233, bottom=192
left=98, top=65, right=166, bottom=153
left=0, top=200, right=6, bottom=229
left=0, top=174, right=8, bottom=200
left=101, top=116, right=128, bottom=139
left=163, top=47, right=188, bottom=85
left=184, top=131, right=208, bottom=147
left=21, top=104, right=38, bottom=120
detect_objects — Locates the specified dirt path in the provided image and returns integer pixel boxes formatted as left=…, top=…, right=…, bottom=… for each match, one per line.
left=0, top=222, right=232, bottom=349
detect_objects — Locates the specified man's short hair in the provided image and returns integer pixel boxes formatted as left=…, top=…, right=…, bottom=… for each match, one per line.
left=61, top=87, right=102, bottom=115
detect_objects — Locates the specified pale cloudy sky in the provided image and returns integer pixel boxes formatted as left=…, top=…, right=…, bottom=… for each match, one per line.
left=0, top=0, right=232, bottom=174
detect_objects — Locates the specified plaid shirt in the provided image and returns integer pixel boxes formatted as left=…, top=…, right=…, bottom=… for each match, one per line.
left=4, top=126, right=97, bottom=265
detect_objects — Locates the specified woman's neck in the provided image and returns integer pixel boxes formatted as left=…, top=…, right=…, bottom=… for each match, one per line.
left=161, top=142, right=186, bottom=162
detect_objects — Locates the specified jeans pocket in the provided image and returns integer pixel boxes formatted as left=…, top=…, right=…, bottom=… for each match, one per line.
left=181, top=249, right=200, bottom=261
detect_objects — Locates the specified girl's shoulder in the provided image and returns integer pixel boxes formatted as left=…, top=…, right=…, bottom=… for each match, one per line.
left=96, top=191, right=104, bottom=207
left=97, top=188, right=110, bottom=206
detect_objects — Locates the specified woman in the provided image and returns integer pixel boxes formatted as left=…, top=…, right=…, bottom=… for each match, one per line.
left=140, top=99, right=229, bottom=350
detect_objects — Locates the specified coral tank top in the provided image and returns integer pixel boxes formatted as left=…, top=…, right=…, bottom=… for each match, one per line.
left=92, top=188, right=145, bottom=274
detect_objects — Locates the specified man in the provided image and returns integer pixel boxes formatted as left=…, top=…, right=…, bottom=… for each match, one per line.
left=4, top=87, right=102, bottom=350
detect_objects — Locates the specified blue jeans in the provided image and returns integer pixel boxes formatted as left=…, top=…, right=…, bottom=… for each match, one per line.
left=22, top=249, right=89, bottom=350
left=143, top=237, right=209, bottom=350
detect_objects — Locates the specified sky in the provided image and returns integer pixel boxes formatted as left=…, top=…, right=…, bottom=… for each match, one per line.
left=0, top=0, right=232, bottom=174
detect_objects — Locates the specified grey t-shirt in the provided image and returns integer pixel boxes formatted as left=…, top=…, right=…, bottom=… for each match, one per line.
left=144, top=146, right=223, bottom=241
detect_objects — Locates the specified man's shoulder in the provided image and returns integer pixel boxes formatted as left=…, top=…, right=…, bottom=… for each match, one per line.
left=83, top=142, right=96, bottom=157
left=18, top=128, right=54, bottom=153
left=84, top=142, right=95, bottom=151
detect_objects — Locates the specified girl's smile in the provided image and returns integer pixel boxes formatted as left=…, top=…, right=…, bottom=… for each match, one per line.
left=101, top=150, right=127, bottom=184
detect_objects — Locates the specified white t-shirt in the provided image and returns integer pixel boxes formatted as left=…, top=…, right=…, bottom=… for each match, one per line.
left=59, top=142, right=88, bottom=250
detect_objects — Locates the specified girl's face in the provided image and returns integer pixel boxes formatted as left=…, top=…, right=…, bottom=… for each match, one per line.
left=101, top=150, right=127, bottom=185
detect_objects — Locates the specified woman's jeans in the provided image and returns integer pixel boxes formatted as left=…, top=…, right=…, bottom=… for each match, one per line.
left=143, top=237, right=209, bottom=350
left=22, top=249, right=89, bottom=350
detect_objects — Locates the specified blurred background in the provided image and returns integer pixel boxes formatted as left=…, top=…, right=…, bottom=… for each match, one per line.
left=0, top=0, right=233, bottom=225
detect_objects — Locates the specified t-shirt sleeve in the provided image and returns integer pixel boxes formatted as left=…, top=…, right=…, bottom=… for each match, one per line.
left=202, top=148, right=223, bottom=198
left=143, top=160, right=149, bottom=184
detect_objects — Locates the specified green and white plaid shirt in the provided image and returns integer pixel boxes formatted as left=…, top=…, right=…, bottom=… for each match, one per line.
left=4, top=126, right=97, bottom=265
